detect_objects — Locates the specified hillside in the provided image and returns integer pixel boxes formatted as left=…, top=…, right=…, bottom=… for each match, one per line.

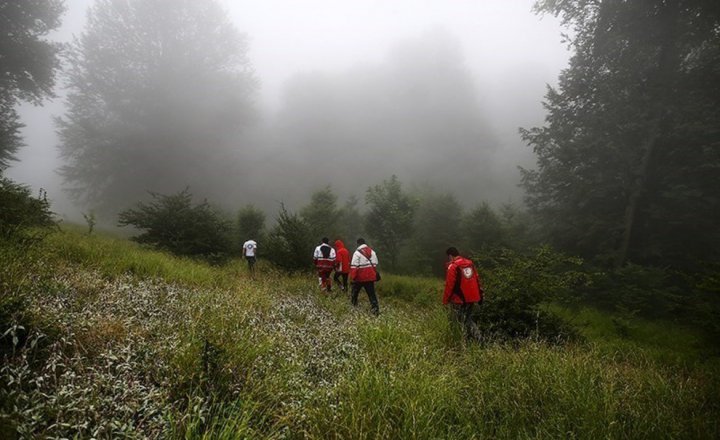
left=1, top=228, right=719, bottom=439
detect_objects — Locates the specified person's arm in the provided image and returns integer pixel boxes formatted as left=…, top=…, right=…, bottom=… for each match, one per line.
left=349, top=251, right=359, bottom=281
left=442, top=263, right=456, bottom=305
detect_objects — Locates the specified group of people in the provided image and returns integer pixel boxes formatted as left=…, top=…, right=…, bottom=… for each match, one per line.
left=243, top=237, right=484, bottom=338
left=313, top=237, right=380, bottom=316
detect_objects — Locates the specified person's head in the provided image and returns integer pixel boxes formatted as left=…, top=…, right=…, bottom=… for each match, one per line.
left=356, top=237, right=366, bottom=246
left=446, top=247, right=459, bottom=260
left=322, top=237, right=329, bottom=244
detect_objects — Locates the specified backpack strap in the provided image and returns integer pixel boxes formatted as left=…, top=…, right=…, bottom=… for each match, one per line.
left=452, top=264, right=466, bottom=304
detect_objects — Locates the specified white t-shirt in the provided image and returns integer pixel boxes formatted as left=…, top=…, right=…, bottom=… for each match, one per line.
left=243, top=240, right=257, bottom=257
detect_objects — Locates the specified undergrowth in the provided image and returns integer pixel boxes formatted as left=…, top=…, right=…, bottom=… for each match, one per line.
left=1, top=227, right=718, bottom=438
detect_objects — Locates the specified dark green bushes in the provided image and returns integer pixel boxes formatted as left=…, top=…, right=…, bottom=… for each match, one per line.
left=0, top=175, right=55, bottom=242
left=118, top=189, right=232, bottom=264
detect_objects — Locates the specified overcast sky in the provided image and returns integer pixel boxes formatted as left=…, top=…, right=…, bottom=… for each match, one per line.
left=6, top=0, right=570, bottom=217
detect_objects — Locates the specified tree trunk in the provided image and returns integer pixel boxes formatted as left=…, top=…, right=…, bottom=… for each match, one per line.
left=614, top=0, right=680, bottom=268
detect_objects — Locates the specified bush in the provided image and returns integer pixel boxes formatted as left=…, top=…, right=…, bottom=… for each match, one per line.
left=118, top=189, right=232, bottom=264
left=476, top=246, right=588, bottom=342
left=264, top=205, right=314, bottom=272
left=0, top=175, right=55, bottom=242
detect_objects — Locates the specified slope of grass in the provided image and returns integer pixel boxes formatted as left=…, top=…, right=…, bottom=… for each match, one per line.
left=1, top=227, right=718, bottom=439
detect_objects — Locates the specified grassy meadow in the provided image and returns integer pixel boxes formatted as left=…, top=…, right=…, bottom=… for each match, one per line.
left=1, top=226, right=719, bottom=438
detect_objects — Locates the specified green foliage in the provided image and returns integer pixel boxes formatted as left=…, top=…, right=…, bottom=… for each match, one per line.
left=118, top=189, right=232, bottom=264
left=403, top=192, right=462, bottom=276
left=365, top=175, right=417, bottom=271
left=0, top=175, right=56, bottom=241
left=461, top=201, right=507, bottom=253
left=300, top=186, right=341, bottom=240
left=523, top=0, right=720, bottom=266
left=57, top=0, right=258, bottom=214
left=337, top=194, right=364, bottom=243
left=477, top=246, right=588, bottom=341
left=1, top=227, right=719, bottom=438
left=264, top=204, right=314, bottom=272
left=0, top=0, right=64, bottom=168
left=236, top=204, right=265, bottom=249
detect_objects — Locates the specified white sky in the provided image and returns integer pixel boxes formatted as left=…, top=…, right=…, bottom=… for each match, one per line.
left=7, top=0, right=570, bottom=216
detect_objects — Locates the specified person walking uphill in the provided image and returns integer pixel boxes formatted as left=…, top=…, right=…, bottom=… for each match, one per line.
left=333, top=239, right=350, bottom=292
left=350, top=238, right=380, bottom=315
left=444, top=247, right=483, bottom=341
left=313, top=237, right=336, bottom=292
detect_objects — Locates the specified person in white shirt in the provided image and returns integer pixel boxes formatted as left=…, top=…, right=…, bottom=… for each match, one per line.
left=242, top=239, right=258, bottom=277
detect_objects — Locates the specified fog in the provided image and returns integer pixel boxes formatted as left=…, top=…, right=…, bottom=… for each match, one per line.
left=5, top=0, right=569, bottom=222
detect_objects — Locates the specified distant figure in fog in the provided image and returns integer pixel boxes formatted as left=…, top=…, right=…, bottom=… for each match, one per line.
left=242, top=239, right=258, bottom=278
left=444, top=247, right=483, bottom=341
left=313, top=237, right=336, bottom=292
left=333, top=239, right=350, bottom=292
left=350, top=238, right=380, bottom=316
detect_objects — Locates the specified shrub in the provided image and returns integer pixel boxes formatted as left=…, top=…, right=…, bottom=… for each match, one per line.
left=118, top=189, right=232, bottom=264
left=0, top=175, right=55, bottom=242
left=475, top=246, right=588, bottom=341
left=264, top=205, right=314, bottom=272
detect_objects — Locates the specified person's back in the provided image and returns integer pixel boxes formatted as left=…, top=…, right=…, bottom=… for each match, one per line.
left=313, top=237, right=336, bottom=291
left=334, top=239, right=350, bottom=291
left=443, top=247, right=483, bottom=341
left=349, top=238, right=380, bottom=315
left=242, top=239, right=258, bottom=276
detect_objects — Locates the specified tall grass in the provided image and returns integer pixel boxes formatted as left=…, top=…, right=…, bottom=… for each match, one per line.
left=1, top=227, right=718, bottom=439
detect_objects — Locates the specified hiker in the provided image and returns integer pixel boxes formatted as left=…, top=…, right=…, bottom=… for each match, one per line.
left=333, top=239, right=350, bottom=292
left=350, top=238, right=380, bottom=315
left=444, top=247, right=483, bottom=341
left=242, top=238, right=258, bottom=277
left=313, top=237, right=336, bottom=292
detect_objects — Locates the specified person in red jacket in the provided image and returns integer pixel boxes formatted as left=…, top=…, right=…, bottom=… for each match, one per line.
left=350, top=238, right=380, bottom=315
left=444, top=247, right=483, bottom=340
left=333, top=239, right=350, bottom=292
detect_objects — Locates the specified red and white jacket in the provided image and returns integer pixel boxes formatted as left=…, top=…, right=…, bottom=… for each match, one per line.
left=350, top=244, right=378, bottom=282
left=443, top=256, right=483, bottom=305
left=313, top=243, right=336, bottom=271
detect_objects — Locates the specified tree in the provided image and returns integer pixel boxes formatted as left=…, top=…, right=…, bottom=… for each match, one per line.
left=0, top=0, right=64, bottom=169
left=118, top=188, right=232, bottom=263
left=300, top=186, right=341, bottom=240
left=404, top=192, right=462, bottom=276
left=265, top=204, right=313, bottom=272
left=522, top=0, right=720, bottom=267
left=337, top=195, right=364, bottom=243
left=237, top=204, right=265, bottom=245
left=365, top=175, right=417, bottom=271
left=58, top=0, right=257, bottom=215
left=461, top=202, right=506, bottom=254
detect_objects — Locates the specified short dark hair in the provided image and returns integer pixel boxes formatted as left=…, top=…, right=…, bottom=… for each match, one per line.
left=322, top=237, right=329, bottom=244
left=356, top=237, right=366, bottom=245
left=446, top=247, right=459, bottom=257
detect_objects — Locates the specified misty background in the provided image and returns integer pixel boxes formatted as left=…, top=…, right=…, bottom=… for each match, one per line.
left=5, top=0, right=569, bottom=221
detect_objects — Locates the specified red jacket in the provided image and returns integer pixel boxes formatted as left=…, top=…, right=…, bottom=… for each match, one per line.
left=334, top=240, right=350, bottom=273
left=350, top=245, right=378, bottom=283
left=443, top=256, right=483, bottom=304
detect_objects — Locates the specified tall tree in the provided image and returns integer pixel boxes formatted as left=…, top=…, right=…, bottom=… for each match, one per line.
left=300, top=186, right=341, bottom=240
left=237, top=204, right=265, bottom=251
left=365, top=175, right=417, bottom=271
left=0, top=0, right=64, bottom=169
left=522, top=0, right=720, bottom=267
left=337, top=195, right=364, bottom=243
left=461, top=202, right=506, bottom=254
left=404, top=192, right=462, bottom=276
left=58, top=0, right=257, bottom=215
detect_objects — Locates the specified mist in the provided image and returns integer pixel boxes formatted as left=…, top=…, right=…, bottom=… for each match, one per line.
left=5, top=0, right=569, bottom=222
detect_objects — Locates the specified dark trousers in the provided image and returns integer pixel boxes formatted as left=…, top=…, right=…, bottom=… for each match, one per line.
left=333, top=272, right=348, bottom=290
left=351, top=281, right=379, bottom=314
left=450, top=302, right=481, bottom=341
